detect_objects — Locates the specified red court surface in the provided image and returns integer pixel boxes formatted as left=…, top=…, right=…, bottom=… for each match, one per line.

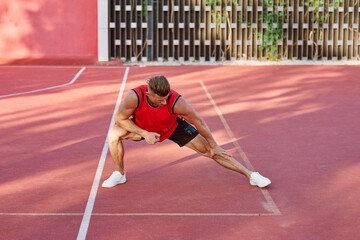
left=0, top=65, right=359, bottom=240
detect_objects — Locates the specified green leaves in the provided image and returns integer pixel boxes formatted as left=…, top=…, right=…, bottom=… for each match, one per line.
left=258, top=0, right=286, bottom=60
left=304, top=0, right=343, bottom=24
left=205, top=0, right=238, bottom=26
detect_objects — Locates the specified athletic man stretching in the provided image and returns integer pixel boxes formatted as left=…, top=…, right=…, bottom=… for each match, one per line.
left=102, top=76, right=271, bottom=188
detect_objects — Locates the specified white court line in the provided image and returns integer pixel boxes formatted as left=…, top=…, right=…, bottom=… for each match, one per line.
left=0, top=65, right=84, bottom=69
left=0, top=65, right=127, bottom=69
left=0, top=67, right=86, bottom=99
left=0, top=213, right=82, bottom=216
left=200, top=81, right=281, bottom=216
left=76, top=67, right=130, bottom=240
left=0, top=212, right=274, bottom=216
left=91, top=213, right=274, bottom=216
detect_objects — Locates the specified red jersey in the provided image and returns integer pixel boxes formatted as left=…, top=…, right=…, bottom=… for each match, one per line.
left=131, top=85, right=182, bottom=142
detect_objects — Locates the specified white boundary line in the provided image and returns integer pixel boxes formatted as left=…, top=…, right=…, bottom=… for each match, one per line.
left=200, top=81, right=281, bottom=216
left=0, top=65, right=83, bottom=68
left=76, top=67, right=130, bottom=240
left=90, top=213, right=274, bottom=216
left=0, top=213, right=83, bottom=216
left=0, top=67, right=86, bottom=99
left=0, top=65, right=127, bottom=69
left=0, top=212, right=274, bottom=216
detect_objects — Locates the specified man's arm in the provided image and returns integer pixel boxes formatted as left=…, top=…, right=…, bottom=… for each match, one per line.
left=173, top=97, right=231, bottom=158
left=173, top=97, right=217, bottom=147
left=114, top=90, right=160, bottom=144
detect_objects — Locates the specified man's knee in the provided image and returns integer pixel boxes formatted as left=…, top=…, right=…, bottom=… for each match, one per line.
left=187, top=135, right=212, bottom=158
left=197, top=145, right=212, bottom=158
left=108, top=125, right=127, bottom=143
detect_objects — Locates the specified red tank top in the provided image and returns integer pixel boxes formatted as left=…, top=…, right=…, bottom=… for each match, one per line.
left=131, top=85, right=182, bottom=142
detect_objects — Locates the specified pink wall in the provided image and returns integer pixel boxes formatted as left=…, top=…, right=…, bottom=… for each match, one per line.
left=0, top=0, right=97, bottom=64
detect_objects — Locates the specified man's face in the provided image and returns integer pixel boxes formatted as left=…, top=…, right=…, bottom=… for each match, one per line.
left=146, top=92, right=169, bottom=107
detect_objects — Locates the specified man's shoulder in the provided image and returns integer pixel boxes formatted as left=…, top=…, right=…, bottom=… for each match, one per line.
left=131, top=85, right=147, bottom=99
left=133, top=85, right=147, bottom=90
left=169, top=88, right=181, bottom=96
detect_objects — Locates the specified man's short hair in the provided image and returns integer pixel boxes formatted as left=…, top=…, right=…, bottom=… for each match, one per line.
left=147, top=75, right=170, bottom=97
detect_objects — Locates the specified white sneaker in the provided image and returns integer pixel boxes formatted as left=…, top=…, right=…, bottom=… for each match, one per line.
left=102, top=171, right=126, bottom=188
left=250, top=172, right=271, bottom=188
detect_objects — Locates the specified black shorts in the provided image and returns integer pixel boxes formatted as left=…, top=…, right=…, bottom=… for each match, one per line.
left=168, top=118, right=199, bottom=147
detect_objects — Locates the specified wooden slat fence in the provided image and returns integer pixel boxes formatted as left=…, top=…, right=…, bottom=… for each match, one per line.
left=109, top=0, right=360, bottom=62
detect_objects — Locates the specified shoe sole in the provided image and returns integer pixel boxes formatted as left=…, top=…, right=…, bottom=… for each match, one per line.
left=250, top=180, right=271, bottom=188
left=102, top=179, right=126, bottom=188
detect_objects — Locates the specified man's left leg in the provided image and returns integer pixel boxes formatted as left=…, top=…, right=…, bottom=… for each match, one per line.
left=184, top=135, right=252, bottom=177
left=184, top=135, right=271, bottom=188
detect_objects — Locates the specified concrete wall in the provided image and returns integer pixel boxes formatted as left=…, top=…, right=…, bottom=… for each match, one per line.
left=0, top=0, right=97, bottom=64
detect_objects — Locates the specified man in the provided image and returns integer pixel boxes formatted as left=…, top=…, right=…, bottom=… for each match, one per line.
left=102, top=76, right=271, bottom=188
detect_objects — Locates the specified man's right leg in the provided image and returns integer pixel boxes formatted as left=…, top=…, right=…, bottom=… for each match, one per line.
left=102, top=125, right=142, bottom=188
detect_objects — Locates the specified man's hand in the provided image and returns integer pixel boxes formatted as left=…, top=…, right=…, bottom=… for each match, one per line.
left=144, top=132, right=160, bottom=145
left=210, top=145, right=233, bottom=160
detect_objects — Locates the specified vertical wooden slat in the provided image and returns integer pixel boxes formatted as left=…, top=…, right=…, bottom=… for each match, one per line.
left=304, top=0, right=309, bottom=59
left=129, top=0, right=133, bottom=61
left=157, top=0, right=162, bottom=61
left=345, top=0, right=351, bottom=60
left=132, top=0, right=136, bottom=61
left=152, top=0, right=157, bottom=60
left=184, top=0, right=189, bottom=61
left=134, top=0, right=140, bottom=61
left=278, top=0, right=284, bottom=60
left=173, top=0, right=179, bottom=61
left=120, top=0, right=124, bottom=60
left=353, top=0, right=358, bottom=60
left=200, top=0, right=204, bottom=61
left=179, top=0, right=185, bottom=62
left=349, top=0, right=353, bottom=60
left=293, top=0, right=298, bottom=59
left=109, top=0, right=114, bottom=59
left=249, top=0, right=253, bottom=60
left=227, top=0, right=230, bottom=60
left=195, top=0, right=200, bottom=61
left=205, top=0, right=211, bottom=61
left=164, top=0, right=169, bottom=61
left=327, top=0, right=333, bottom=60
left=135, top=0, right=140, bottom=61
left=169, top=0, right=174, bottom=61
left=147, top=0, right=153, bottom=61
left=141, top=0, right=148, bottom=62
left=356, top=0, right=359, bottom=59
left=323, top=0, right=330, bottom=60
left=124, top=0, right=129, bottom=60
left=222, top=0, right=226, bottom=60
left=210, top=1, right=215, bottom=61
left=236, top=1, right=241, bottom=60
left=215, top=1, right=219, bottom=60
left=298, top=1, right=304, bottom=60
left=317, top=0, right=321, bottom=59
left=158, top=0, right=162, bottom=61
left=282, top=0, right=288, bottom=60
left=245, top=0, right=249, bottom=60
left=340, top=0, right=345, bottom=59
left=334, top=0, right=339, bottom=60
left=240, top=1, right=245, bottom=60
left=288, top=0, right=294, bottom=60
left=253, top=0, right=258, bottom=60
left=231, top=1, right=237, bottom=60
left=188, top=0, right=193, bottom=61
